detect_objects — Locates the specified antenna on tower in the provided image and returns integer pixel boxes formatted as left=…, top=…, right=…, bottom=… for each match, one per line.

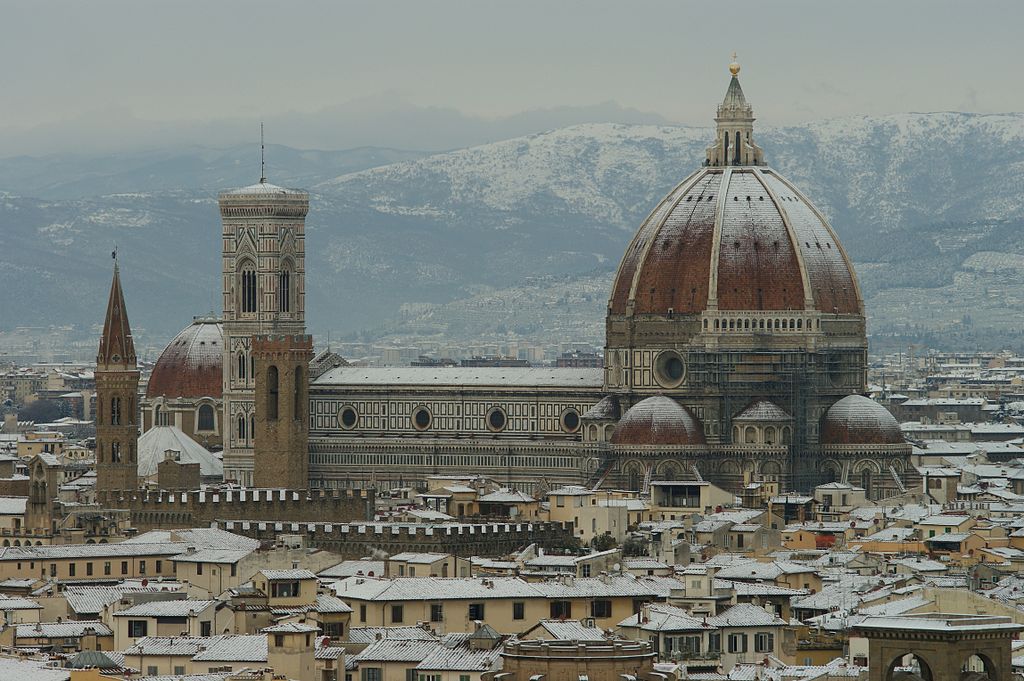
left=260, top=122, right=266, bottom=184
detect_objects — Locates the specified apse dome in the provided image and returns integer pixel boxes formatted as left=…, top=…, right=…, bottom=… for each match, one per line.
left=147, top=317, right=223, bottom=399
left=611, top=395, right=706, bottom=446
left=821, top=395, right=904, bottom=446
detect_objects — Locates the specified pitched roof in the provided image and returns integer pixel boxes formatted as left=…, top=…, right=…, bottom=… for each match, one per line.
left=191, top=634, right=268, bottom=662
left=705, top=603, right=787, bottom=627
left=97, top=263, right=136, bottom=368
left=113, top=599, right=215, bottom=617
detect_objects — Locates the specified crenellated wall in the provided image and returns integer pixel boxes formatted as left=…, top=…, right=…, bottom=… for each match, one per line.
left=214, top=519, right=576, bottom=558
left=94, top=488, right=373, bottom=532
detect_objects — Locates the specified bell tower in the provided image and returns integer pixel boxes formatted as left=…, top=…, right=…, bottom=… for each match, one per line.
left=219, top=171, right=309, bottom=487
left=95, top=257, right=141, bottom=497
left=252, top=333, right=313, bottom=489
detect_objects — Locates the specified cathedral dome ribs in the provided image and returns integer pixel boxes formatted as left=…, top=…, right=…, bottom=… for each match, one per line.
left=606, top=58, right=863, bottom=325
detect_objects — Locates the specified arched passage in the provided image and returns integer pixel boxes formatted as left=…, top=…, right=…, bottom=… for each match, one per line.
left=885, top=652, right=934, bottom=681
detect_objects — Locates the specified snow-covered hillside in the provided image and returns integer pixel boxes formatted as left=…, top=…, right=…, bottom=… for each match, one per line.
left=4, top=112, right=1024, bottom=348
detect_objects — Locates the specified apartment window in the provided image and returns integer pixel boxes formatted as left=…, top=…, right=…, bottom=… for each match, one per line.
left=591, top=600, right=612, bottom=618
left=197, top=563, right=203, bottom=575
left=708, top=633, right=721, bottom=653
left=272, top=581, right=299, bottom=598
left=550, top=601, right=572, bottom=619
left=680, top=635, right=701, bottom=654
left=231, top=564, right=237, bottom=577
left=391, top=605, right=404, bottom=623
left=201, top=621, right=212, bottom=637
left=121, top=561, right=128, bottom=575
left=359, top=605, right=366, bottom=622
left=49, top=564, right=57, bottom=577
left=104, top=562, right=111, bottom=576
left=128, top=620, right=148, bottom=638
left=512, top=602, right=525, bottom=620
left=325, top=622, right=344, bottom=638
left=68, top=563, right=75, bottom=577
left=430, top=604, right=444, bottom=623
left=139, top=561, right=146, bottom=575
left=147, top=666, right=159, bottom=676
left=728, top=633, right=748, bottom=653
left=468, top=603, right=485, bottom=620
left=86, top=563, right=93, bottom=576
left=155, top=561, right=162, bottom=573
left=174, top=667, right=186, bottom=676
left=755, top=632, right=775, bottom=653
left=361, top=668, right=382, bottom=681
left=581, top=564, right=591, bottom=577
left=275, top=634, right=285, bottom=647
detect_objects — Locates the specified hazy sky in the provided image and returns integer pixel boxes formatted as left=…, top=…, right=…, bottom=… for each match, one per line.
left=1, top=0, right=1021, bottom=154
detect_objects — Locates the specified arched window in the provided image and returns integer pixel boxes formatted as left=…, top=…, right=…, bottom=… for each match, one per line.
left=238, top=416, right=247, bottom=441
left=293, top=366, right=303, bottom=421
left=238, top=353, right=247, bottom=380
left=734, top=130, right=741, bottom=164
left=744, top=426, right=757, bottom=444
left=111, top=441, right=121, bottom=463
left=240, top=266, right=257, bottom=313
left=267, top=366, right=279, bottom=420
left=197, top=404, right=215, bottom=431
left=250, top=415, right=256, bottom=442
left=154, top=405, right=162, bottom=427
left=279, top=268, right=291, bottom=313
left=111, top=397, right=121, bottom=425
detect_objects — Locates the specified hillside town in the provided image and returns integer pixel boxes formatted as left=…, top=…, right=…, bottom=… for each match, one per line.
left=5, top=345, right=1024, bottom=679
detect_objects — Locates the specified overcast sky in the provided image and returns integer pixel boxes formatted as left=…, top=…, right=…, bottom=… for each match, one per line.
left=1, top=0, right=1020, bottom=154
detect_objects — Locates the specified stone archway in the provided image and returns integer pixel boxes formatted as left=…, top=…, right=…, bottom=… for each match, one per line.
left=885, top=652, right=934, bottom=681
left=960, top=653, right=996, bottom=681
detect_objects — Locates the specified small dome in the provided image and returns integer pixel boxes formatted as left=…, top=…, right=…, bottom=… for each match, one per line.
left=147, top=318, right=223, bottom=399
left=734, top=400, right=791, bottom=422
left=821, top=395, right=903, bottom=445
left=611, top=396, right=705, bottom=446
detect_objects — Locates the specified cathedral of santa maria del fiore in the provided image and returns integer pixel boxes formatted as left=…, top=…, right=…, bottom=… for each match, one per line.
left=136, top=60, right=912, bottom=499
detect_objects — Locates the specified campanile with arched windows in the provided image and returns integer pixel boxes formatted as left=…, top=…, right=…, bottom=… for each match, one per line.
left=219, top=177, right=309, bottom=485
left=95, top=259, right=141, bottom=496
left=251, top=333, right=313, bottom=489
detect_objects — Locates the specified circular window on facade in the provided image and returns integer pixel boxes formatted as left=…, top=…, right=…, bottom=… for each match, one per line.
left=654, top=350, right=687, bottom=388
left=560, top=408, right=581, bottom=433
left=339, top=406, right=358, bottom=429
left=412, top=406, right=432, bottom=431
left=486, top=407, right=507, bottom=433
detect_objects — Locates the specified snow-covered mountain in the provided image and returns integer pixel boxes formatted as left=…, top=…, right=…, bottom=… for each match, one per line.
left=4, top=112, right=1024, bottom=350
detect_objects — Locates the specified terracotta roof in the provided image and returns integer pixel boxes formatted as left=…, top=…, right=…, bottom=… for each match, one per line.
left=821, top=395, right=904, bottom=445
left=611, top=396, right=705, bottom=446
left=146, top=318, right=223, bottom=399
left=607, top=166, right=861, bottom=317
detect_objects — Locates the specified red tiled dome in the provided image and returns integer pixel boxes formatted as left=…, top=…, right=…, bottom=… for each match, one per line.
left=821, top=395, right=903, bottom=445
left=608, top=167, right=862, bottom=318
left=611, top=395, right=706, bottom=446
left=146, top=318, right=223, bottom=399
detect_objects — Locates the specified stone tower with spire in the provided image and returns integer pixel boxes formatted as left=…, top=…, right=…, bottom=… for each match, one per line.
left=95, top=258, right=141, bottom=496
left=219, top=171, right=309, bottom=486
left=705, top=55, right=765, bottom=167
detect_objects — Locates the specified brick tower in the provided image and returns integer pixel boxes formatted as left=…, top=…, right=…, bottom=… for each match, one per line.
left=252, top=333, right=313, bottom=489
left=219, top=175, right=309, bottom=486
left=95, top=258, right=140, bottom=496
